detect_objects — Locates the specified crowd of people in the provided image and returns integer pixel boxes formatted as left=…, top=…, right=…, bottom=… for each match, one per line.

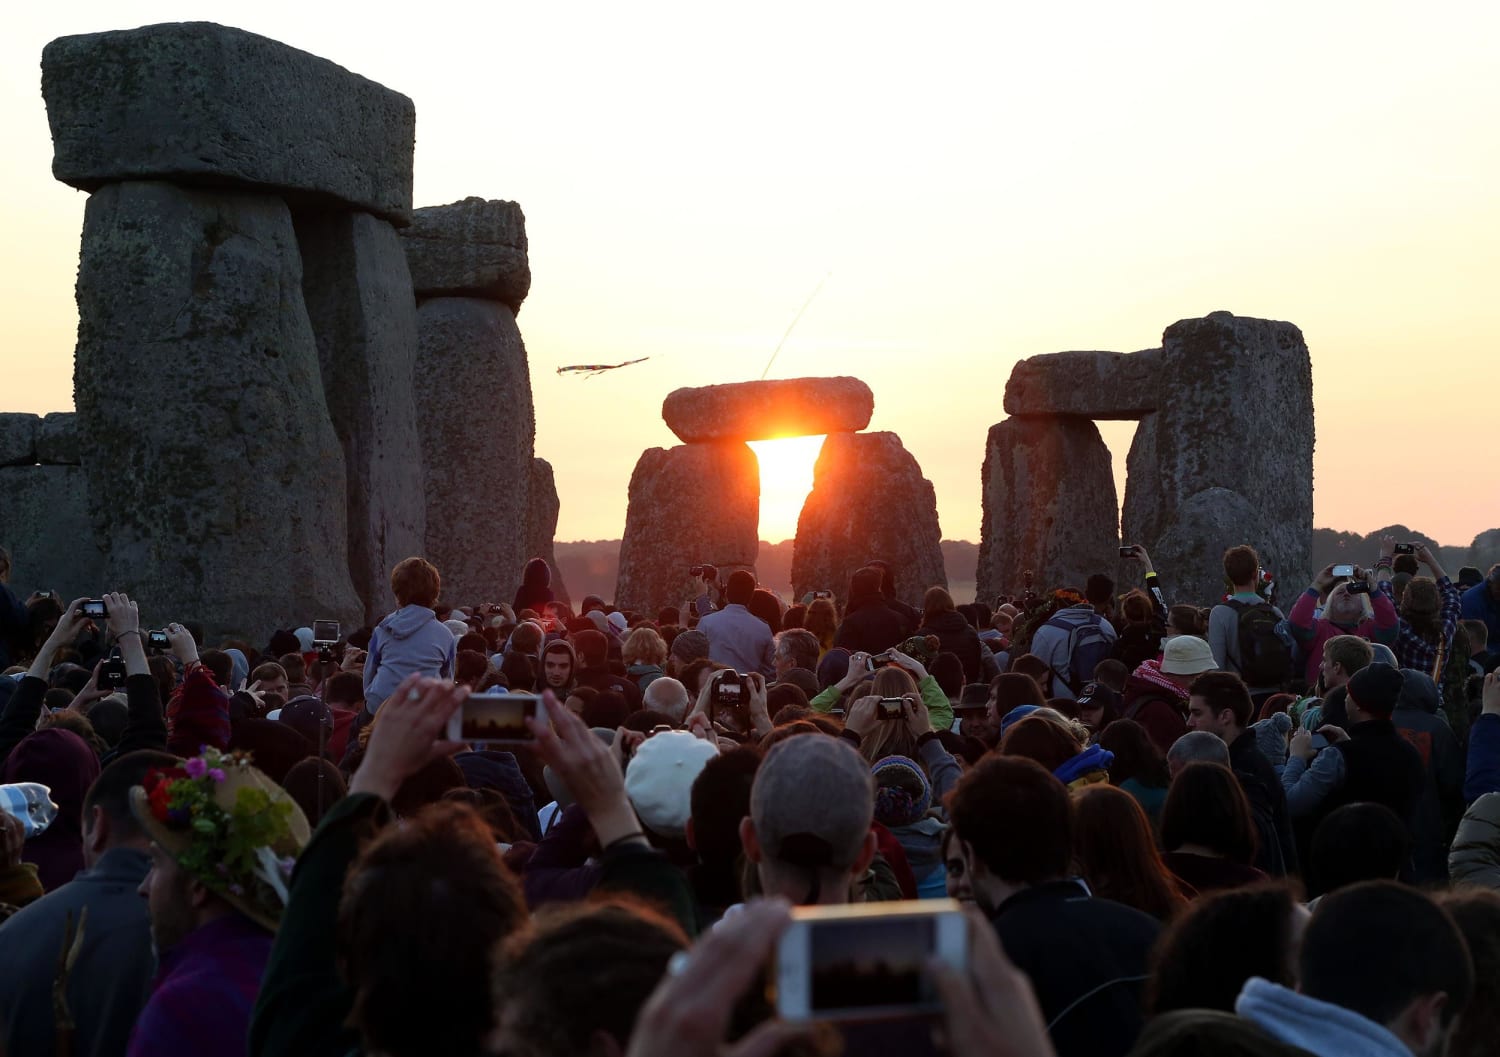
left=0, top=537, right=1498, bottom=1057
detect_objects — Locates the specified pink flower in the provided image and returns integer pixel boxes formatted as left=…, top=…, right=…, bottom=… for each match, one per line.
left=184, top=757, right=207, bottom=780
left=208, top=768, right=226, bottom=783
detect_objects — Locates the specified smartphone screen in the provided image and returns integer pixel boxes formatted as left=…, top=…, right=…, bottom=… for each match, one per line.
left=147, top=631, right=170, bottom=649
left=1332, top=564, right=1354, bottom=578
left=451, top=693, right=541, bottom=744
left=313, top=620, right=340, bottom=644
left=82, top=600, right=106, bottom=619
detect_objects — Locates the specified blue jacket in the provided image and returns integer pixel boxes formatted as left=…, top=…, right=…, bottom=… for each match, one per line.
left=363, top=605, right=456, bottom=714
left=1465, top=713, right=1500, bottom=805
left=0, top=847, right=156, bottom=1057
left=1237, top=977, right=1412, bottom=1057
left=696, top=603, right=776, bottom=677
left=1462, top=581, right=1500, bottom=647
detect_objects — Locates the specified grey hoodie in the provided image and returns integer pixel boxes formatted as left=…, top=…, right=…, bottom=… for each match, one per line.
left=364, top=604, right=457, bottom=714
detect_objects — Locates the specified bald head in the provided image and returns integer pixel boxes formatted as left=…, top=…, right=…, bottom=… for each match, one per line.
left=1167, top=730, right=1230, bottom=777
left=643, top=677, right=690, bottom=725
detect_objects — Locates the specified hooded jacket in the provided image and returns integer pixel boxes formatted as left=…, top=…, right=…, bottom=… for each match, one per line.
left=1236, top=977, right=1412, bottom=1057
left=1122, top=660, right=1190, bottom=754
left=833, top=576, right=912, bottom=656
left=512, top=558, right=555, bottom=615
left=916, top=609, right=984, bottom=683
left=1054, top=743, right=1114, bottom=794
left=1393, top=669, right=1464, bottom=883
left=1, top=729, right=100, bottom=891
left=363, top=605, right=457, bottom=714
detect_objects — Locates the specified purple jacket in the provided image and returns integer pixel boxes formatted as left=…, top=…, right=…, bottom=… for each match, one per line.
left=126, top=913, right=272, bottom=1057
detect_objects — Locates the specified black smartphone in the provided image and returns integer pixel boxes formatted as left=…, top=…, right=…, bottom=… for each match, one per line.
left=1395, top=543, right=1416, bottom=555
left=82, top=599, right=107, bottom=619
left=877, top=698, right=905, bottom=721
left=1119, top=546, right=1135, bottom=558
left=100, top=655, right=127, bottom=691
left=147, top=630, right=170, bottom=649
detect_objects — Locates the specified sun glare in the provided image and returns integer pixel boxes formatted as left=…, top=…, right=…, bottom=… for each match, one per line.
left=747, top=434, right=826, bottom=544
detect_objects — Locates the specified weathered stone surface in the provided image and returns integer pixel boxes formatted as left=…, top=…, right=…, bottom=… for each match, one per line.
left=1147, top=487, right=1263, bottom=604
left=412, top=298, right=535, bottom=606
left=976, top=417, right=1119, bottom=602
left=297, top=211, right=426, bottom=623
left=0, top=466, right=106, bottom=601
left=1002, top=348, right=1162, bottom=419
left=1123, top=311, right=1314, bottom=603
left=402, top=198, right=530, bottom=312
left=616, top=443, right=759, bottom=612
left=0, top=414, right=39, bottom=466
left=792, top=432, right=945, bottom=607
left=1120, top=414, right=1161, bottom=552
left=523, top=458, right=569, bottom=606
left=36, top=413, right=81, bottom=465
left=42, top=22, right=415, bottom=224
left=73, top=181, right=362, bottom=640
left=662, top=377, right=874, bottom=444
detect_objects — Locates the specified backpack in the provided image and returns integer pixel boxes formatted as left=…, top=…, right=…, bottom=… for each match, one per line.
left=1045, top=610, right=1114, bottom=694
left=1228, top=600, right=1293, bottom=687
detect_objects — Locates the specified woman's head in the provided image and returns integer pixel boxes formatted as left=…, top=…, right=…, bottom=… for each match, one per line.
left=622, top=626, right=667, bottom=668
left=1324, top=582, right=1372, bottom=626
left=1400, top=577, right=1444, bottom=641
left=922, top=586, right=957, bottom=624
left=1168, top=605, right=1206, bottom=638
left=1160, top=762, right=1259, bottom=865
left=337, top=802, right=528, bottom=1057
left=1097, top=719, right=1170, bottom=790
left=988, top=672, right=1047, bottom=726
left=871, top=666, right=919, bottom=699
left=1000, top=715, right=1082, bottom=774
left=1147, top=882, right=1307, bottom=1014
left=805, top=598, right=838, bottom=647
left=1073, top=784, right=1186, bottom=922
left=1120, top=590, right=1155, bottom=626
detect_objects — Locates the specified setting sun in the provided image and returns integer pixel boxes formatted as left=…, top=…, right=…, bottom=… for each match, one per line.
left=748, top=434, right=827, bottom=544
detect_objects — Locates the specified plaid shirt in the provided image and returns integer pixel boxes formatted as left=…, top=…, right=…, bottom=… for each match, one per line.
left=1379, top=575, right=1462, bottom=677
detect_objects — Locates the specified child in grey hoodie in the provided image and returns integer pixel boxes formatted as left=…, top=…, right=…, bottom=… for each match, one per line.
left=363, top=558, right=457, bottom=715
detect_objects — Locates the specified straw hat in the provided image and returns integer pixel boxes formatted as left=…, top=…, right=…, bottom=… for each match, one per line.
left=130, top=747, right=310, bottom=931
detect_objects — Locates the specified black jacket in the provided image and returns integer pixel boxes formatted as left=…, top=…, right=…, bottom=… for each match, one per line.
left=991, top=880, right=1160, bottom=1057
left=1392, top=674, right=1464, bottom=883
left=1228, top=730, right=1299, bottom=877
left=833, top=591, right=912, bottom=656
left=917, top=610, right=984, bottom=683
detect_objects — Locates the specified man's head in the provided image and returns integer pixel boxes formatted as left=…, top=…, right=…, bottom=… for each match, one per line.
left=724, top=570, right=756, bottom=607
left=1300, top=881, right=1472, bottom=1057
left=741, top=734, right=876, bottom=904
left=1321, top=634, right=1373, bottom=691
left=774, top=629, right=820, bottom=677
left=1085, top=573, right=1115, bottom=612
left=1186, top=671, right=1254, bottom=741
left=642, top=677, right=690, bottom=725
left=1223, top=545, right=1260, bottom=590
left=540, top=640, right=576, bottom=690
left=1346, top=662, right=1403, bottom=723
left=571, top=630, right=608, bottom=671
left=390, top=557, right=441, bottom=608
left=1166, top=730, right=1230, bottom=778
left=1310, top=802, right=1411, bottom=898
left=455, top=650, right=489, bottom=690
left=82, top=750, right=178, bottom=867
left=947, top=755, right=1071, bottom=913
left=1160, top=636, right=1217, bottom=689
left=689, top=747, right=760, bottom=864
left=250, top=662, right=289, bottom=702
left=1462, top=619, right=1489, bottom=657
left=138, top=841, right=231, bottom=952
left=324, top=671, right=365, bottom=710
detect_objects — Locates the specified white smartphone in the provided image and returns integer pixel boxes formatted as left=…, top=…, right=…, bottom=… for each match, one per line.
left=445, top=692, right=547, bottom=745
left=773, top=899, right=967, bottom=1021
left=1332, top=564, right=1354, bottom=579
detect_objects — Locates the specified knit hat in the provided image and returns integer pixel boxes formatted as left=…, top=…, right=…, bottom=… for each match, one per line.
left=294, top=627, right=316, bottom=653
left=624, top=731, right=719, bottom=838
left=670, top=630, right=710, bottom=666
left=751, top=735, right=873, bottom=870
left=1161, top=635, right=1216, bottom=676
left=1348, top=662, right=1403, bottom=718
left=607, top=612, right=629, bottom=635
left=871, top=756, right=932, bottom=828
left=1251, top=711, right=1292, bottom=765
left=1369, top=642, right=1398, bottom=669
left=999, top=704, right=1039, bottom=737
left=896, top=636, right=938, bottom=668
left=131, top=747, right=310, bottom=932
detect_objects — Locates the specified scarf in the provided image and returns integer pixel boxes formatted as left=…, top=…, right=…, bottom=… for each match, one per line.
left=1131, top=658, right=1189, bottom=701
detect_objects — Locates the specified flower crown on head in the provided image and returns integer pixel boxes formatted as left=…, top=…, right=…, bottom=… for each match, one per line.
left=143, top=746, right=299, bottom=910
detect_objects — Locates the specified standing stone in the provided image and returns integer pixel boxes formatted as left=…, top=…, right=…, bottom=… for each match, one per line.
left=792, top=432, right=945, bottom=608
left=36, top=413, right=82, bottom=465
left=662, top=377, right=875, bottom=444
left=42, top=22, right=415, bottom=224
left=0, top=414, right=39, bottom=466
left=401, top=198, right=530, bottom=313
left=297, top=211, right=426, bottom=623
left=1120, top=414, right=1161, bottom=551
left=976, top=417, right=1120, bottom=602
left=1003, top=348, right=1162, bottom=419
left=73, top=181, right=361, bottom=639
left=1124, top=311, right=1314, bottom=603
left=412, top=297, right=535, bottom=606
left=616, top=443, right=759, bottom=613
left=0, top=466, right=106, bottom=602
left=524, top=458, right=569, bottom=606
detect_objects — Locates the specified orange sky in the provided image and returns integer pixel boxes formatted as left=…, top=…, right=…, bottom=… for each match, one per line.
left=3, top=3, right=1497, bottom=547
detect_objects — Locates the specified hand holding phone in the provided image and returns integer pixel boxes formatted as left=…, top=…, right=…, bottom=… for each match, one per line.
left=446, top=692, right=545, bottom=745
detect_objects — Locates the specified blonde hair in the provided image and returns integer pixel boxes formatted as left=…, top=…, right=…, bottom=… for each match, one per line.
left=805, top=598, right=838, bottom=651
left=622, top=627, right=668, bottom=667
